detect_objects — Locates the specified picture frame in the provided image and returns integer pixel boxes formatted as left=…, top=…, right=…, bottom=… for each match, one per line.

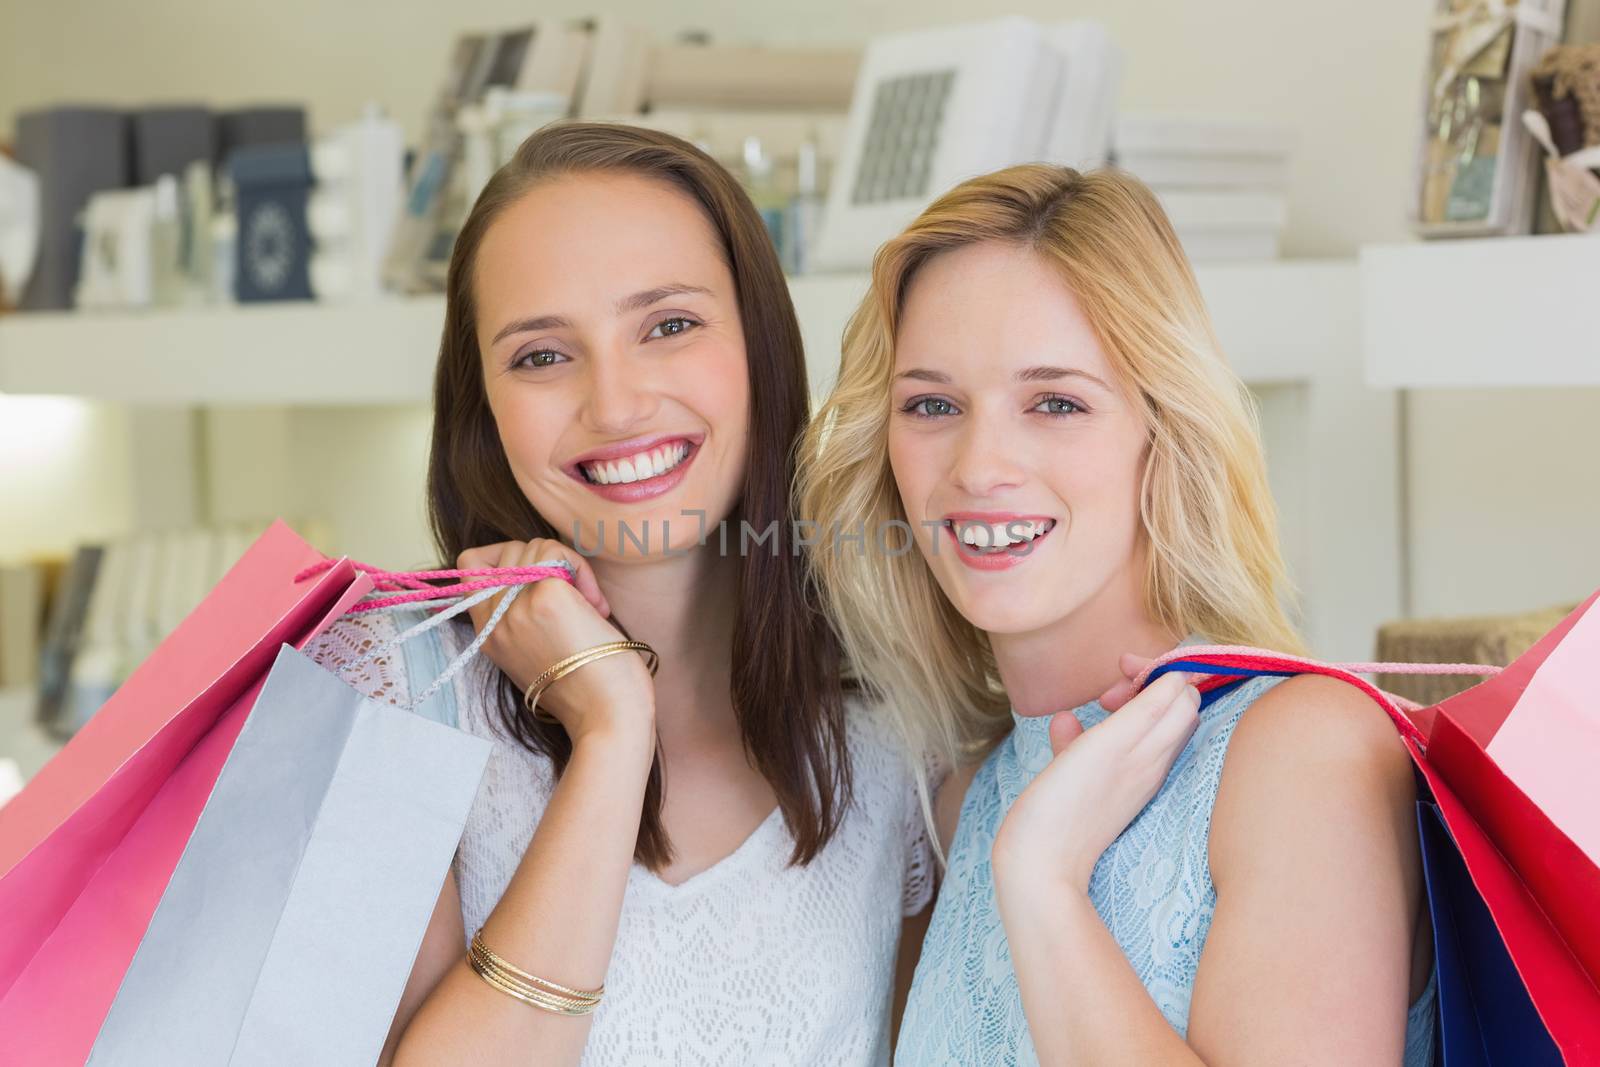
left=1411, top=0, right=1567, bottom=238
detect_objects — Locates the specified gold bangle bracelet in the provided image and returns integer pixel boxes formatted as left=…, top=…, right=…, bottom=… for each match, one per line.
left=469, top=946, right=596, bottom=1015
left=471, top=930, right=603, bottom=1002
left=471, top=957, right=593, bottom=1015
left=467, top=934, right=603, bottom=1016
left=522, top=640, right=659, bottom=724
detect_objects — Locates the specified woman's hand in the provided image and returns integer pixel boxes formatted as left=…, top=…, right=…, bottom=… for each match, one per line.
left=991, top=671, right=1201, bottom=902
left=457, top=538, right=654, bottom=747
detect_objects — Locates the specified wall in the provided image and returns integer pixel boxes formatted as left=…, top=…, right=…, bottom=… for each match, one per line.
left=3, top=0, right=1597, bottom=625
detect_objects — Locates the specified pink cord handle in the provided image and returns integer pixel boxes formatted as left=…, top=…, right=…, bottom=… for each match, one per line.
left=294, top=557, right=575, bottom=614
left=1133, top=644, right=1505, bottom=750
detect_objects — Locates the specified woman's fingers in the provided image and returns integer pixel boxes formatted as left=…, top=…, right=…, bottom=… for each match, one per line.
left=1112, top=671, right=1189, bottom=736
left=507, top=538, right=610, bottom=617
left=456, top=542, right=513, bottom=572
left=1048, top=710, right=1086, bottom=756
left=1099, top=675, right=1138, bottom=712
left=1143, top=683, right=1201, bottom=759
left=456, top=538, right=610, bottom=620
left=1099, top=653, right=1155, bottom=710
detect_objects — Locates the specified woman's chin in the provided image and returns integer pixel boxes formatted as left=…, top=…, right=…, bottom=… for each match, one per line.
left=947, top=586, right=1062, bottom=637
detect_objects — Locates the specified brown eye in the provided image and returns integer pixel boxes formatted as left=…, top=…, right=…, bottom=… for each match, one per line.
left=648, top=316, right=700, bottom=340
left=514, top=349, right=567, bottom=370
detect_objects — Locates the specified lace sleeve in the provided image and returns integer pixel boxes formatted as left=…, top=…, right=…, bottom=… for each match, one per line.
left=303, top=611, right=413, bottom=708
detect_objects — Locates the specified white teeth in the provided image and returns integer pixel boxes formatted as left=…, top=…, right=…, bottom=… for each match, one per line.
left=952, top=519, right=1055, bottom=551
left=583, top=442, right=691, bottom=485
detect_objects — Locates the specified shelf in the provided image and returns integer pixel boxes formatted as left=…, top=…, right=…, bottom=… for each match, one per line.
left=1361, top=233, right=1600, bottom=389
left=0, top=263, right=1335, bottom=406
left=0, top=297, right=446, bottom=406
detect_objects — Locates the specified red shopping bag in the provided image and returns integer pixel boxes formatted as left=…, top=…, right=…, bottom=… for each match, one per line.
left=0, top=521, right=370, bottom=1066
left=1137, top=600, right=1600, bottom=1065
left=1422, top=591, right=1600, bottom=1059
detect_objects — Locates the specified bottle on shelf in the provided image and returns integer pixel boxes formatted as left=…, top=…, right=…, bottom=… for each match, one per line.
left=784, top=139, right=824, bottom=276
left=741, top=136, right=788, bottom=262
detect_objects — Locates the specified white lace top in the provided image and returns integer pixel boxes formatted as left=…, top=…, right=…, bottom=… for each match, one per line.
left=307, top=609, right=936, bottom=1066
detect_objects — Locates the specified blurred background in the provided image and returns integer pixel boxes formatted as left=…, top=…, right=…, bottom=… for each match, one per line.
left=1, top=0, right=1598, bottom=790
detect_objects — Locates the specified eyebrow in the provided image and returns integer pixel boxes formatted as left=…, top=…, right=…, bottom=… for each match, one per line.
left=893, top=365, right=1111, bottom=389
left=490, top=283, right=714, bottom=346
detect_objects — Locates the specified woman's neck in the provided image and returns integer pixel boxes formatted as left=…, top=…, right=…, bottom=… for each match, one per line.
left=588, top=543, right=741, bottom=751
left=991, top=561, right=1183, bottom=718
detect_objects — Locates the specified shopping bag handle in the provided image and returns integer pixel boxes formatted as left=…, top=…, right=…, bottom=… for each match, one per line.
left=294, top=558, right=574, bottom=613
left=1133, top=645, right=1503, bottom=750
left=297, top=557, right=576, bottom=711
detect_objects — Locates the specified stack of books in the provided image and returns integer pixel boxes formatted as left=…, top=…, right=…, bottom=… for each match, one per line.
left=1112, top=116, right=1294, bottom=262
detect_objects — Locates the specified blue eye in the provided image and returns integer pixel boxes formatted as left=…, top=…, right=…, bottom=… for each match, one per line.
left=1035, top=395, right=1083, bottom=416
left=902, top=396, right=957, bottom=418
left=647, top=316, right=700, bottom=340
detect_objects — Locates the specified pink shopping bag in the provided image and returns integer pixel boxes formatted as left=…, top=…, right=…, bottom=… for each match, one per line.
left=0, top=520, right=370, bottom=1066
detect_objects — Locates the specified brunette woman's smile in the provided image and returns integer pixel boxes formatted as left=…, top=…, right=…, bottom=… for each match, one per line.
left=564, top=431, right=705, bottom=503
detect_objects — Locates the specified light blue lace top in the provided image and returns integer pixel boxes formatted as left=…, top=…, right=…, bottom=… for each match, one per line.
left=897, top=672, right=1437, bottom=1066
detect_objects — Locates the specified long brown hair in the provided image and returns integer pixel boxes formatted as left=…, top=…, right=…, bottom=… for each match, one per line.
left=428, top=121, right=852, bottom=869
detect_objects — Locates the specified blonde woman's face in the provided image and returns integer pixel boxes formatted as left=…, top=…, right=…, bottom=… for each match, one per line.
left=887, top=241, right=1150, bottom=635
left=473, top=173, right=750, bottom=560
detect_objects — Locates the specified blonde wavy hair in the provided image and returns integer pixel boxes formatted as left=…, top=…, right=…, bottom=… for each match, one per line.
left=796, top=164, right=1305, bottom=786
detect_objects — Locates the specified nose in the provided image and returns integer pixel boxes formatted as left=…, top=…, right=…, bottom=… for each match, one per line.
left=582, top=346, right=660, bottom=435
left=949, top=414, right=1027, bottom=497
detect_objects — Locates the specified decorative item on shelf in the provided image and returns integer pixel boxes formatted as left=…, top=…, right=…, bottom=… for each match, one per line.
left=811, top=17, right=1121, bottom=272
left=384, top=26, right=540, bottom=294
left=1524, top=43, right=1600, bottom=232
left=0, top=156, right=40, bottom=311
left=1412, top=0, right=1567, bottom=238
left=13, top=107, right=130, bottom=310
left=592, top=109, right=850, bottom=274
left=36, top=545, right=102, bottom=738
left=129, top=106, right=215, bottom=186
left=783, top=139, right=825, bottom=275
left=216, top=106, right=306, bottom=165
left=1112, top=116, right=1294, bottom=261
left=741, top=136, right=787, bottom=254
left=72, top=167, right=193, bottom=311
left=578, top=30, right=861, bottom=118
left=177, top=158, right=215, bottom=304
left=307, top=106, right=406, bottom=302
left=230, top=143, right=314, bottom=302
left=456, top=87, right=570, bottom=208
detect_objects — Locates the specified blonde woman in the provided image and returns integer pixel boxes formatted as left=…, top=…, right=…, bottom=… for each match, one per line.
left=798, top=165, right=1435, bottom=1065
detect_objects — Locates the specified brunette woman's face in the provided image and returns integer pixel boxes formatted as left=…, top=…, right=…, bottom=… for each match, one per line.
left=474, top=172, right=750, bottom=560
left=886, top=240, right=1150, bottom=635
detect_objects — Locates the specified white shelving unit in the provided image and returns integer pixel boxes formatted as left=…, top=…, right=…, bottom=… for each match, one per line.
left=0, top=265, right=1331, bottom=403
left=0, top=297, right=446, bottom=406
left=1361, top=233, right=1600, bottom=388
left=0, top=262, right=1400, bottom=661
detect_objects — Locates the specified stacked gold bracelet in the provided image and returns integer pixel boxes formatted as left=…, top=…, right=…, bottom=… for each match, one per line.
left=522, top=640, right=660, bottom=724
left=468, top=928, right=604, bottom=1016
